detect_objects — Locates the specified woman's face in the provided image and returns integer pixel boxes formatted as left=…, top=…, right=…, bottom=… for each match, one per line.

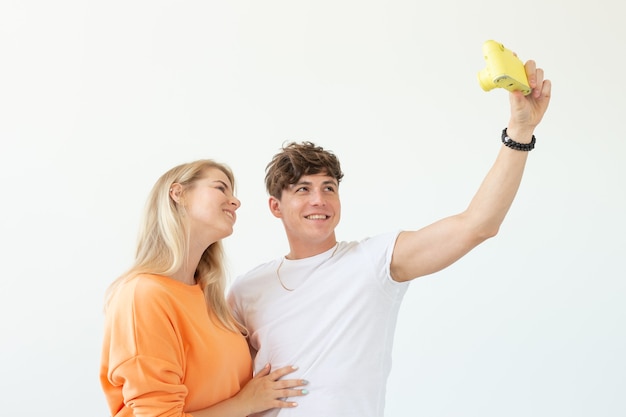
left=183, top=167, right=241, bottom=243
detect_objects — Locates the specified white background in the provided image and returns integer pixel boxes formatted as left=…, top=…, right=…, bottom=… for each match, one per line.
left=1, top=1, right=624, bottom=416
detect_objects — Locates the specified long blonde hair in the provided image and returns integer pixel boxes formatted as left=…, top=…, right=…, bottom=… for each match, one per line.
left=104, top=159, right=245, bottom=334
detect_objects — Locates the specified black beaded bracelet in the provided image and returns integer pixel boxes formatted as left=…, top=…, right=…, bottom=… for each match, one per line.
left=501, top=128, right=536, bottom=151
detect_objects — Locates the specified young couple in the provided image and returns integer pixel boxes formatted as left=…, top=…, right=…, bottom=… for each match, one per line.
left=100, top=60, right=551, bottom=417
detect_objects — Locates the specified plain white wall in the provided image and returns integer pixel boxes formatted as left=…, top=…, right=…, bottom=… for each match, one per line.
left=1, top=1, right=624, bottom=416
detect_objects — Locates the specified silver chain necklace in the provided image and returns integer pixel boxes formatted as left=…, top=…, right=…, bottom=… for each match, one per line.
left=276, top=243, right=340, bottom=291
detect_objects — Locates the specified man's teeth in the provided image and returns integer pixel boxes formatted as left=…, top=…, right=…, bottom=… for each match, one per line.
left=224, top=211, right=234, bottom=219
left=306, top=215, right=327, bottom=220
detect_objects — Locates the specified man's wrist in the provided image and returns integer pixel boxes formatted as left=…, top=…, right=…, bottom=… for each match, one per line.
left=505, top=124, right=536, bottom=144
left=501, top=127, right=535, bottom=151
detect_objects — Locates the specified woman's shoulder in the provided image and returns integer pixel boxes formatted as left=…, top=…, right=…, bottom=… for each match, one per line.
left=108, top=274, right=202, bottom=319
left=114, top=274, right=193, bottom=305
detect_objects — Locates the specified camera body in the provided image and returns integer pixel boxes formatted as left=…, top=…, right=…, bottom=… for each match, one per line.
left=478, top=40, right=531, bottom=95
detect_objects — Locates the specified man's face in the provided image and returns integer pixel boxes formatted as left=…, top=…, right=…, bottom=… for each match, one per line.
left=269, top=173, right=341, bottom=248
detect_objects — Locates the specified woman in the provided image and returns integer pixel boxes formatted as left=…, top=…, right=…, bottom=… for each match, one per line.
left=100, top=159, right=308, bottom=417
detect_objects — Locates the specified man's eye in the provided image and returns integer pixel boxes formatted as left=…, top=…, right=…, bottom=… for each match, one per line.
left=296, top=187, right=308, bottom=192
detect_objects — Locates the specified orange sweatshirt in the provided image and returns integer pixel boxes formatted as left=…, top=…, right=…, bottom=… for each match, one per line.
left=100, top=274, right=252, bottom=417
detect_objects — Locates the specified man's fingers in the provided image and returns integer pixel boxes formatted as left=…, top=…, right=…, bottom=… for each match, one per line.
left=524, top=59, right=537, bottom=88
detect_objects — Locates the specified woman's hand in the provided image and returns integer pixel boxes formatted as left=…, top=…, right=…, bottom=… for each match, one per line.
left=234, top=364, right=309, bottom=415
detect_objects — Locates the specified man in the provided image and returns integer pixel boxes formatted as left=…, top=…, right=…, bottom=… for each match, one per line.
left=228, top=60, right=551, bottom=416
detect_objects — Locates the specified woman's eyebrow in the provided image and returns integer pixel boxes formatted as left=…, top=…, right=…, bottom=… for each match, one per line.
left=212, top=179, right=231, bottom=189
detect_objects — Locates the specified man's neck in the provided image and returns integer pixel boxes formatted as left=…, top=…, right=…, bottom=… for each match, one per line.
left=286, top=236, right=337, bottom=260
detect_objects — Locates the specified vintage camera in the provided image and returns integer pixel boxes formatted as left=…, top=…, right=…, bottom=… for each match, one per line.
left=478, top=40, right=531, bottom=95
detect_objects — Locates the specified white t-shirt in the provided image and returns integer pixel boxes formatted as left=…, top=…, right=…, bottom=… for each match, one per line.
left=228, top=231, right=409, bottom=417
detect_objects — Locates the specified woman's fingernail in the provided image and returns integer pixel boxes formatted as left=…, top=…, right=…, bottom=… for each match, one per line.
left=301, top=379, right=309, bottom=385
left=291, top=365, right=299, bottom=370
left=302, top=389, right=309, bottom=395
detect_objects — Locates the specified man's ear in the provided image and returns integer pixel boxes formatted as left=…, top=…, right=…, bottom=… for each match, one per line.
left=268, top=196, right=282, bottom=218
left=170, top=183, right=183, bottom=203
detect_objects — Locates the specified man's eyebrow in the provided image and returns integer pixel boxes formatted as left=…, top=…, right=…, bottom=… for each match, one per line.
left=291, top=179, right=338, bottom=187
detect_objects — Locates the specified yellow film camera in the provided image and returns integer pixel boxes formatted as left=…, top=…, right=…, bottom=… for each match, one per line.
left=478, top=40, right=531, bottom=95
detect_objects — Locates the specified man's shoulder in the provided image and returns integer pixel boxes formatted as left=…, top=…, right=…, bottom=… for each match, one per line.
left=346, top=230, right=401, bottom=251
left=230, top=259, right=279, bottom=291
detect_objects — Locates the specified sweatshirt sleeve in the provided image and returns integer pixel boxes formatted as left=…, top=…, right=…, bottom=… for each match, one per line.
left=112, top=355, right=191, bottom=417
left=105, top=278, right=193, bottom=417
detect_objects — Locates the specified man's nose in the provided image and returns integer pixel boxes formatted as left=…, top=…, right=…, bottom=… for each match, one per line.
left=309, top=189, right=326, bottom=205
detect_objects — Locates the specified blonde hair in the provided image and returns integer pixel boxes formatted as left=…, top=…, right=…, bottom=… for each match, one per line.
left=104, top=159, right=245, bottom=334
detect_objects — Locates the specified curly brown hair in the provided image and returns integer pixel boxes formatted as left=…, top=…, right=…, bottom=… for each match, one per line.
left=265, top=141, right=344, bottom=199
